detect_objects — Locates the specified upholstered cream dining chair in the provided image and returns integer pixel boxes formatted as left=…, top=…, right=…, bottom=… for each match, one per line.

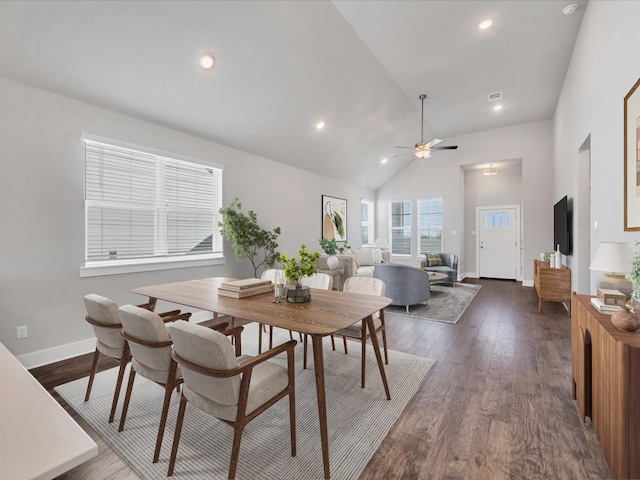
left=83, top=294, right=184, bottom=424
left=166, top=320, right=297, bottom=479
left=336, top=276, right=388, bottom=389
left=117, top=304, right=191, bottom=463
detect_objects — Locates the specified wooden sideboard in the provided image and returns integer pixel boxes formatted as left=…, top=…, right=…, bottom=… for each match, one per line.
left=571, top=293, right=640, bottom=479
left=533, top=259, right=571, bottom=315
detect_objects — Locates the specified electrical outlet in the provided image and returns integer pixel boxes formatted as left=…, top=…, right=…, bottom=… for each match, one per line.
left=17, top=326, right=27, bottom=340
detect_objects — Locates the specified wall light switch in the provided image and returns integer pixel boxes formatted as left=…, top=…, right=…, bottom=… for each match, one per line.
left=451, top=230, right=456, bottom=235
left=594, top=220, right=598, bottom=231
left=471, top=230, right=476, bottom=236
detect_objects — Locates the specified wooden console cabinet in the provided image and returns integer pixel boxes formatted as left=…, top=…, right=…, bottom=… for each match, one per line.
left=571, top=293, right=640, bottom=479
left=533, top=259, right=571, bottom=315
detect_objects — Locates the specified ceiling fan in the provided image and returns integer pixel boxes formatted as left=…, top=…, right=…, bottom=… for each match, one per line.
left=394, top=94, right=458, bottom=159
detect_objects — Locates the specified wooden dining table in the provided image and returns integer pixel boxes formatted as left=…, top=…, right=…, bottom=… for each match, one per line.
left=132, top=276, right=392, bottom=479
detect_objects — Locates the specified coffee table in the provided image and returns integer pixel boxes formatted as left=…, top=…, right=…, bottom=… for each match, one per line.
left=427, top=272, right=448, bottom=284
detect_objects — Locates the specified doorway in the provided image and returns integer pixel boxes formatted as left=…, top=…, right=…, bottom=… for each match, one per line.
left=577, top=136, right=591, bottom=294
left=476, top=205, right=521, bottom=280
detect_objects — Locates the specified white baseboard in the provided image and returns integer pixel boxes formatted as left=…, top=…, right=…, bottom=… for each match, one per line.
left=462, top=271, right=478, bottom=279
left=17, top=338, right=96, bottom=370
left=17, top=310, right=220, bottom=370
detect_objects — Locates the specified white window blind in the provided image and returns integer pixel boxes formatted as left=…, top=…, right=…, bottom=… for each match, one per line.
left=390, top=200, right=412, bottom=255
left=361, top=199, right=374, bottom=246
left=418, top=197, right=443, bottom=254
left=84, top=140, right=222, bottom=263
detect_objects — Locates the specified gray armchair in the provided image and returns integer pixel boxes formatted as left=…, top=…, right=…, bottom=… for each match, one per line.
left=421, top=252, right=458, bottom=286
left=373, top=263, right=431, bottom=313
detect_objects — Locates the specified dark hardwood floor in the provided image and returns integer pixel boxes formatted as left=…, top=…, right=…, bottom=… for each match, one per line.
left=31, top=279, right=611, bottom=479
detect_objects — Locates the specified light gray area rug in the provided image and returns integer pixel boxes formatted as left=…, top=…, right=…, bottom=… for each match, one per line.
left=385, top=283, right=481, bottom=324
left=55, top=323, right=435, bottom=480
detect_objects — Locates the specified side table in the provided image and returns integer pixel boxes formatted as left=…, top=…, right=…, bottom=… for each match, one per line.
left=318, top=267, right=344, bottom=291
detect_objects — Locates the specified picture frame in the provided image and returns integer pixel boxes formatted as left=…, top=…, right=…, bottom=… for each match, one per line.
left=624, top=77, right=640, bottom=231
left=321, top=195, right=347, bottom=242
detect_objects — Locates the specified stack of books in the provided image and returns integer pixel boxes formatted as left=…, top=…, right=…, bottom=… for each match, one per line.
left=218, top=278, right=274, bottom=298
left=590, top=297, right=624, bottom=315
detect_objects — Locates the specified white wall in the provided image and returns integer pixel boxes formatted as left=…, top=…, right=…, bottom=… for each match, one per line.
left=553, top=0, right=640, bottom=294
left=376, top=120, right=553, bottom=283
left=0, top=78, right=372, bottom=364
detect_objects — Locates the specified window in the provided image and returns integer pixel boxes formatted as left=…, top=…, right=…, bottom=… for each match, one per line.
left=390, top=200, right=411, bottom=255
left=83, top=138, right=223, bottom=272
left=361, top=199, right=375, bottom=246
left=485, top=212, right=510, bottom=228
left=418, top=198, right=443, bottom=254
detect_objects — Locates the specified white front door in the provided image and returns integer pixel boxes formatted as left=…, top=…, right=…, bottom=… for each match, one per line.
left=477, top=206, right=519, bottom=280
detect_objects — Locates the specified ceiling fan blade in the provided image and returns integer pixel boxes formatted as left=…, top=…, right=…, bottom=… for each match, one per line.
left=393, top=152, right=412, bottom=158
left=394, top=146, right=414, bottom=149
left=425, top=138, right=442, bottom=148
left=429, top=145, right=458, bottom=150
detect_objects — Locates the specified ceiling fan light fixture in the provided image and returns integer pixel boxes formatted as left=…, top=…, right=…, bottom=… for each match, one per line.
left=415, top=149, right=431, bottom=159
left=483, top=164, right=498, bottom=176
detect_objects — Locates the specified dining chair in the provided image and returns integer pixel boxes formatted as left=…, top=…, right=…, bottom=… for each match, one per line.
left=83, top=294, right=186, bottom=423
left=117, top=304, right=191, bottom=463
left=298, top=273, right=336, bottom=368
left=335, top=277, right=388, bottom=389
left=166, top=320, right=297, bottom=479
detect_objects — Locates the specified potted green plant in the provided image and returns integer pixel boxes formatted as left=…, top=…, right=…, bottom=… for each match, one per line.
left=279, top=244, right=320, bottom=303
left=627, top=241, right=640, bottom=305
left=218, top=198, right=281, bottom=278
left=319, top=238, right=350, bottom=269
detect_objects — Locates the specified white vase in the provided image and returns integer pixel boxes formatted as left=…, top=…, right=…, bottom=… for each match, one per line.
left=327, top=255, right=340, bottom=269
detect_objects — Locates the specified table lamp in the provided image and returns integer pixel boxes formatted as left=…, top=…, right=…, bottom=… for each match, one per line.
left=373, top=238, right=390, bottom=250
left=589, top=242, right=634, bottom=298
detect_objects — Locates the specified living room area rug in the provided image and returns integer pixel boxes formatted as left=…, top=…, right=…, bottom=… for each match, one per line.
left=55, top=323, right=435, bottom=480
left=385, top=283, right=481, bottom=324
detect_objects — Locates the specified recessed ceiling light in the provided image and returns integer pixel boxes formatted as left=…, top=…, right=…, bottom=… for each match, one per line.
left=562, top=3, right=577, bottom=15
left=493, top=105, right=503, bottom=111
left=316, top=121, right=325, bottom=130
left=199, top=53, right=215, bottom=69
left=479, top=19, right=493, bottom=30
left=381, top=158, right=388, bottom=164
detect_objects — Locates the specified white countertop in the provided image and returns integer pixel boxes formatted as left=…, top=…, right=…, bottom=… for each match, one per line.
left=0, top=342, right=98, bottom=479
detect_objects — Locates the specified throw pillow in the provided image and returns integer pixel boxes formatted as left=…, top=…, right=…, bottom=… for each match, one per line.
left=353, top=248, right=375, bottom=266
left=348, top=251, right=360, bottom=268
left=371, top=248, right=383, bottom=264
left=425, top=253, right=443, bottom=267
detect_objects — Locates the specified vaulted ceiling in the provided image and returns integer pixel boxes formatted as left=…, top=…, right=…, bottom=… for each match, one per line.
left=0, top=0, right=587, bottom=190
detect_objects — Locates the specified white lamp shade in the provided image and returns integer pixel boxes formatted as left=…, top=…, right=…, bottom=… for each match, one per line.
left=589, top=242, right=634, bottom=273
left=373, top=238, right=390, bottom=250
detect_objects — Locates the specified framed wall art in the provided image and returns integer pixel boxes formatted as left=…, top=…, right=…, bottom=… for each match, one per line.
left=624, top=77, right=640, bottom=230
left=321, top=195, right=347, bottom=241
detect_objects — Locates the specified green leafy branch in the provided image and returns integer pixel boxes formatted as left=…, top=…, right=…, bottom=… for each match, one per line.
left=218, top=198, right=281, bottom=278
left=319, top=237, right=350, bottom=255
left=280, top=244, right=320, bottom=285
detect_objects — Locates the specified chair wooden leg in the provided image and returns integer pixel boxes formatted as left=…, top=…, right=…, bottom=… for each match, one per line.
left=167, top=394, right=188, bottom=477
left=269, top=326, right=274, bottom=350
left=258, top=323, right=263, bottom=354
left=342, top=335, right=348, bottom=354
left=303, top=334, right=308, bottom=369
left=84, top=348, right=100, bottom=402
left=108, top=352, right=129, bottom=423
left=361, top=323, right=367, bottom=389
left=153, top=364, right=178, bottom=463
left=287, top=345, right=297, bottom=457
left=229, top=422, right=246, bottom=480
left=330, top=334, right=336, bottom=351
left=118, top=368, right=137, bottom=432
left=381, top=326, right=389, bottom=365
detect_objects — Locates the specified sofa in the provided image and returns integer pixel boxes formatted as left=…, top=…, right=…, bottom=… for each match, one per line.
left=420, top=252, right=458, bottom=286
left=316, top=248, right=391, bottom=289
left=373, top=263, right=431, bottom=313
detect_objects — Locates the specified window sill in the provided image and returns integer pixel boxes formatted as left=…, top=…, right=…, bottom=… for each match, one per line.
left=79, top=254, right=225, bottom=278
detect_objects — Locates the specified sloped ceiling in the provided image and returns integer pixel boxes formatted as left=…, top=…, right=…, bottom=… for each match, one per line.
left=0, top=0, right=586, bottom=190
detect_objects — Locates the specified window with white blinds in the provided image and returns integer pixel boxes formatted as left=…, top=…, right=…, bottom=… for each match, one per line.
left=84, top=139, right=223, bottom=264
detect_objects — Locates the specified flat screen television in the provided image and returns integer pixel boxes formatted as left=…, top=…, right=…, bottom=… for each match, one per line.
left=554, top=195, right=572, bottom=255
